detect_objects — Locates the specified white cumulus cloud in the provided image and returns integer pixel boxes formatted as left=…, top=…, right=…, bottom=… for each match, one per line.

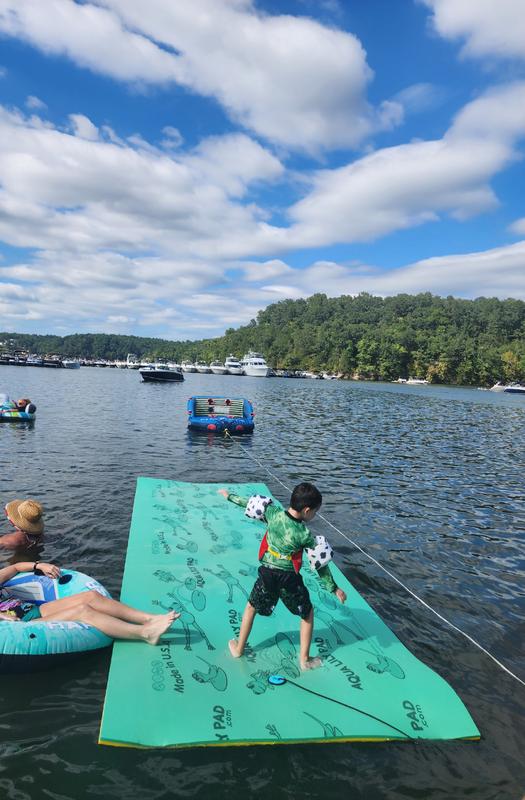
left=422, top=0, right=525, bottom=61
left=285, top=82, right=525, bottom=247
left=509, top=217, right=525, bottom=235
left=69, top=113, right=99, bottom=141
left=0, top=0, right=402, bottom=152
left=0, top=105, right=284, bottom=259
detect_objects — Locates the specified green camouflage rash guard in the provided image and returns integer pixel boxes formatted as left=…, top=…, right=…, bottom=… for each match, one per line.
left=226, top=493, right=337, bottom=593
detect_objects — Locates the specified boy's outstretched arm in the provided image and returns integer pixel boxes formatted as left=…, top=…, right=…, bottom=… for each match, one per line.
left=217, top=489, right=249, bottom=508
left=316, top=564, right=346, bottom=602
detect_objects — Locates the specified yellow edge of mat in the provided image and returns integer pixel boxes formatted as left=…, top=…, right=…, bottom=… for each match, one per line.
left=98, top=734, right=480, bottom=749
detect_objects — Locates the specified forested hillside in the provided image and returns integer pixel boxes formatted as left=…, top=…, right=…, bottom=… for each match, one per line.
left=2, top=293, right=524, bottom=385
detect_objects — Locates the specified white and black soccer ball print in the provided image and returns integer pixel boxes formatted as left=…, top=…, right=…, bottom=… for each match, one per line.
left=306, top=535, right=333, bottom=571
left=245, top=494, right=273, bottom=520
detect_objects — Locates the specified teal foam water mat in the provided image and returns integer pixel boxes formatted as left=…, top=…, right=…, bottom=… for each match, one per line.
left=99, top=478, right=480, bottom=748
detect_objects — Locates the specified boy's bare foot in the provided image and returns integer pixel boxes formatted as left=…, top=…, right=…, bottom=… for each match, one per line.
left=142, top=612, right=178, bottom=645
left=300, top=656, right=322, bottom=671
left=228, top=639, right=242, bottom=658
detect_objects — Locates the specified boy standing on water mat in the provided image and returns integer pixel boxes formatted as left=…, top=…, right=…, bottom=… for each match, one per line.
left=218, top=482, right=346, bottom=670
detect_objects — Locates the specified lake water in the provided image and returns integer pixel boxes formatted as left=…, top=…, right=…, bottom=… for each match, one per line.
left=1, top=366, right=524, bottom=800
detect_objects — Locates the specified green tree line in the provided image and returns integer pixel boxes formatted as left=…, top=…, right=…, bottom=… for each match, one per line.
left=2, top=292, right=524, bottom=385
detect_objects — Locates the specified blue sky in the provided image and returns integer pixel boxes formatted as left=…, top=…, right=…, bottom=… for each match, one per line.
left=0, top=0, right=524, bottom=339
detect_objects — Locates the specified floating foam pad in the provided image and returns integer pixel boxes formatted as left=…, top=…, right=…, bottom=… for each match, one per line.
left=99, top=478, right=480, bottom=748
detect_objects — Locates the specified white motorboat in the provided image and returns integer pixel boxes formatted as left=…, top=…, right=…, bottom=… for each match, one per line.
left=503, top=383, right=525, bottom=394
left=224, top=355, right=243, bottom=375
left=139, top=363, right=184, bottom=383
left=210, top=361, right=228, bottom=375
left=26, top=355, right=43, bottom=366
left=181, top=361, right=197, bottom=373
left=195, top=361, right=211, bottom=374
left=241, top=352, right=269, bottom=377
left=62, top=359, right=80, bottom=369
left=303, top=371, right=322, bottom=379
left=126, top=353, right=140, bottom=369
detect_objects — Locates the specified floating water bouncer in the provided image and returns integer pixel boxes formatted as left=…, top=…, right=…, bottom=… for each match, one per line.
left=0, top=570, right=112, bottom=672
left=99, top=478, right=480, bottom=748
left=187, top=396, right=254, bottom=433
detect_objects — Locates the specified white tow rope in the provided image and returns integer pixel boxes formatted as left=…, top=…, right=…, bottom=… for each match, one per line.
left=224, top=431, right=525, bottom=689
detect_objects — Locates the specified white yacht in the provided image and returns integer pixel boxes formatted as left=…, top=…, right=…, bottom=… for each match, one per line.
left=126, top=353, right=140, bottom=369
left=62, top=359, right=80, bottom=369
left=181, top=361, right=197, bottom=373
left=26, top=354, right=43, bottom=366
left=195, top=361, right=211, bottom=374
left=210, top=360, right=228, bottom=375
left=224, top=354, right=243, bottom=375
left=241, top=352, right=269, bottom=377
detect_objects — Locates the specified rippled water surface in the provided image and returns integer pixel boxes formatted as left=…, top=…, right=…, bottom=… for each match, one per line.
left=1, top=366, right=524, bottom=800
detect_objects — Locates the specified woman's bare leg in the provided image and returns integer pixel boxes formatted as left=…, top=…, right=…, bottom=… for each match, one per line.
left=40, top=591, right=158, bottom=624
left=39, top=603, right=177, bottom=645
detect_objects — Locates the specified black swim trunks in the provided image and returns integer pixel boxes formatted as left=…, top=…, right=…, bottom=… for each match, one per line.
left=248, top=566, right=313, bottom=620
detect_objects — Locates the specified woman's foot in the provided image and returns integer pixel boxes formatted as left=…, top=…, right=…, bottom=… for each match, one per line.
left=300, top=656, right=322, bottom=671
left=228, top=639, right=242, bottom=658
left=142, top=611, right=179, bottom=645
left=145, top=609, right=180, bottom=624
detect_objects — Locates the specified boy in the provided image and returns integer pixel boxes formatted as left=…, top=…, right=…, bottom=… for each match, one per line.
left=218, top=482, right=346, bottom=671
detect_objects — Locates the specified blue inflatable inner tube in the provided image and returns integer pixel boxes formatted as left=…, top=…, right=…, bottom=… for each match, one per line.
left=0, top=570, right=113, bottom=673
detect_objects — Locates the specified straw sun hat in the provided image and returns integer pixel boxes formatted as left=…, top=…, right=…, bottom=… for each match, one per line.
left=5, top=499, right=44, bottom=535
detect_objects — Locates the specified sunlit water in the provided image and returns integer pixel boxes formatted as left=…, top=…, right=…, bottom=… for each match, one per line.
left=1, top=366, right=524, bottom=800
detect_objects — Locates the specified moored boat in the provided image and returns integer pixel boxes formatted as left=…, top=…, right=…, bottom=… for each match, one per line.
left=42, top=356, right=63, bottom=368
left=224, top=355, right=243, bottom=375
left=241, top=352, right=269, bottom=377
left=62, top=359, right=81, bottom=369
left=181, top=361, right=197, bottom=373
left=210, top=361, right=228, bottom=375
left=26, top=354, right=43, bottom=367
left=195, top=361, right=211, bottom=374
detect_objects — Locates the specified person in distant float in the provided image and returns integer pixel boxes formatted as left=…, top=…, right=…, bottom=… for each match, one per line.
left=15, top=397, right=31, bottom=410
left=218, top=482, right=347, bottom=671
left=1, top=499, right=45, bottom=549
left=0, top=561, right=179, bottom=645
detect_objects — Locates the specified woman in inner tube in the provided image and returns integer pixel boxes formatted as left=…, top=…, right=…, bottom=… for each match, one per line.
left=0, top=561, right=179, bottom=645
